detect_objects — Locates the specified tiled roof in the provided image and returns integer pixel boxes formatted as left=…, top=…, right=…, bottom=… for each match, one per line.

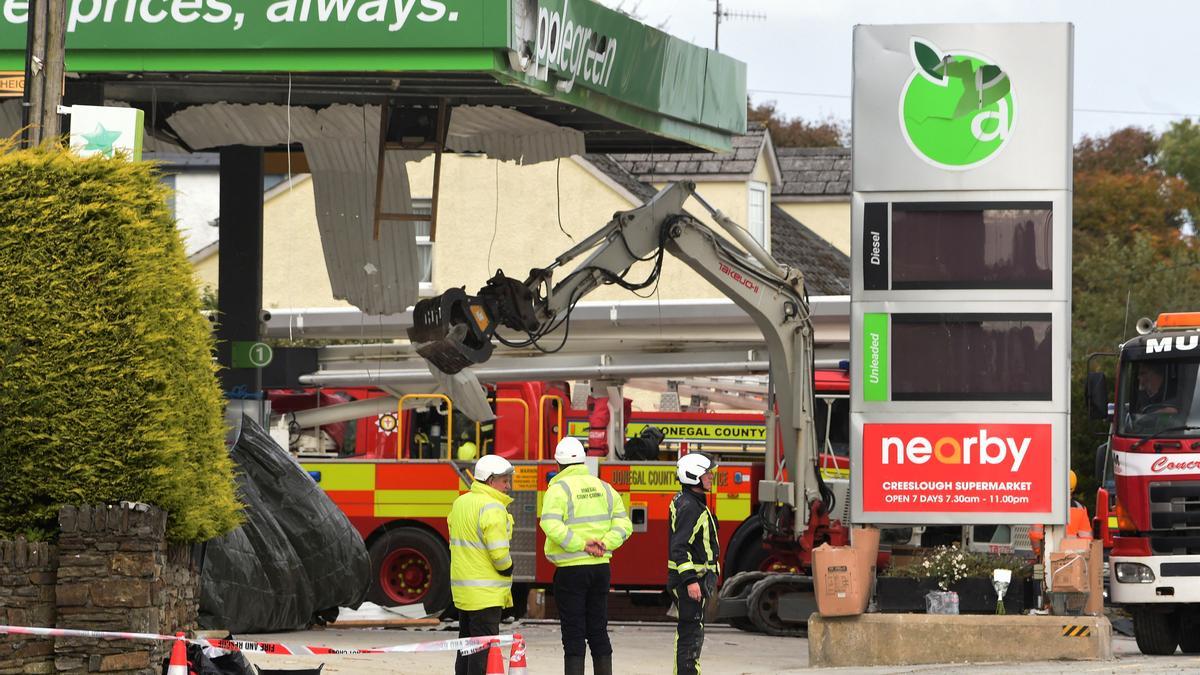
left=770, top=205, right=850, bottom=295
left=775, top=147, right=850, bottom=199
left=579, top=153, right=849, bottom=296
left=610, top=123, right=769, bottom=179
left=582, top=154, right=659, bottom=202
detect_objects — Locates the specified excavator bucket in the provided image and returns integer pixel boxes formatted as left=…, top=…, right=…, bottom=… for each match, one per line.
left=407, top=288, right=496, bottom=374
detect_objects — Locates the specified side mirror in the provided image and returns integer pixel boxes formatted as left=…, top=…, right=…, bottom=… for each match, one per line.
left=1093, top=442, right=1109, bottom=484
left=1085, top=371, right=1110, bottom=421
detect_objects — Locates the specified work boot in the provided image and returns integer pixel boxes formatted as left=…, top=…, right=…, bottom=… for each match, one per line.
left=593, top=653, right=613, bottom=675
left=564, top=655, right=586, bottom=675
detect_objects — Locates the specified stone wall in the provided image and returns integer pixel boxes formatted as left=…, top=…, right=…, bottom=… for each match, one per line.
left=0, top=504, right=199, bottom=675
left=0, top=539, right=57, bottom=675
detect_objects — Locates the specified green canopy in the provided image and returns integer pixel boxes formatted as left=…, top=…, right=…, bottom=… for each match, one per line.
left=0, top=0, right=746, bottom=151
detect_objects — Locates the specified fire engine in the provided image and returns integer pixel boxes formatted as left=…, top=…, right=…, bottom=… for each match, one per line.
left=267, top=369, right=851, bottom=622
left=1090, top=311, right=1200, bottom=655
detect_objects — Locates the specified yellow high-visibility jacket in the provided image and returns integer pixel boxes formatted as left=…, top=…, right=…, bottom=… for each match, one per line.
left=539, top=464, right=633, bottom=567
left=448, top=481, right=514, bottom=611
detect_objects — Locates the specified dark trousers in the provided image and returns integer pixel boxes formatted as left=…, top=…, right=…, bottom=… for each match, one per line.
left=553, top=563, right=612, bottom=658
left=455, top=606, right=501, bottom=675
left=671, top=576, right=713, bottom=675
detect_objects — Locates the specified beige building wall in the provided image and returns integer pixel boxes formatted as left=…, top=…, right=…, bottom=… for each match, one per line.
left=193, top=146, right=778, bottom=309
left=191, top=176, right=354, bottom=309
left=193, top=250, right=218, bottom=291
left=778, top=201, right=851, bottom=255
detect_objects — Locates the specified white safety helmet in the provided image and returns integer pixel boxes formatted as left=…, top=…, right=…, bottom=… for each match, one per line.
left=474, top=455, right=514, bottom=482
left=676, top=453, right=713, bottom=486
left=554, top=437, right=587, bottom=465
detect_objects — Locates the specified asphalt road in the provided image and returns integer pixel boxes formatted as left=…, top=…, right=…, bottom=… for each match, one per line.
left=237, top=621, right=1200, bottom=674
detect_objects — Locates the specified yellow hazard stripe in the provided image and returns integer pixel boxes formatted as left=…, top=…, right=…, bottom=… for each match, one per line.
left=374, top=489, right=459, bottom=518
left=376, top=489, right=460, bottom=505
left=303, top=463, right=375, bottom=491
left=1061, top=625, right=1091, bottom=637
left=716, top=494, right=751, bottom=522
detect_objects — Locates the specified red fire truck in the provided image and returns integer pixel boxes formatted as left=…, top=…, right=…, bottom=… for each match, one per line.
left=267, top=369, right=850, bottom=617
left=1091, top=311, right=1200, bottom=655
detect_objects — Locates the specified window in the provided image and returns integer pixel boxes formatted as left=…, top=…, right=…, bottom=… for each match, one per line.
left=413, top=198, right=433, bottom=287
left=748, top=182, right=767, bottom=245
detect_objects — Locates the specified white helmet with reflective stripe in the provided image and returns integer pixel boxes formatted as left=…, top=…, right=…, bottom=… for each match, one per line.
left=676, top=453, right=713, bottom=486
left=554, top=437, right=586, bottom=465
left=474, top=455, right=514, bottom=482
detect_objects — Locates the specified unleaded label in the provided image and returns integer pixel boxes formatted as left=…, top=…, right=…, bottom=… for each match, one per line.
left=863, top=313, right=888, bottom=401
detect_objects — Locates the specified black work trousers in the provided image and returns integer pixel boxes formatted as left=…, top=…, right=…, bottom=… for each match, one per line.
left=671, top=575, right=714, bottom=675
left=553, top=563, right=613, bottom=658
left=454, top=605, right=502, bottom=675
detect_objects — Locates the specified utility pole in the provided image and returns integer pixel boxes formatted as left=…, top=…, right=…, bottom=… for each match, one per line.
left=20, top=0, right=67, bottom=147
left=713, top=0, right=766, bottom=53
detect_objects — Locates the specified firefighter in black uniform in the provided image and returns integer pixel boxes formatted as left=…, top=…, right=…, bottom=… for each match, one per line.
left=667, top=453, right=719, bottom=675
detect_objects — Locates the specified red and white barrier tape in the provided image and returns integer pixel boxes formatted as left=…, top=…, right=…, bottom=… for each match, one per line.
left=0, top=625, right=512, bottom=656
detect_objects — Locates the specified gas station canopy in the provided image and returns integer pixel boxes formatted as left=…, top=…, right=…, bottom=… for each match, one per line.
left=0, top=0, right=747, bottom=152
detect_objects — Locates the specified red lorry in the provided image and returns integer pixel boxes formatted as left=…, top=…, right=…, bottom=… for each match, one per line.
left=1091, top=311, right=1200, bottom=655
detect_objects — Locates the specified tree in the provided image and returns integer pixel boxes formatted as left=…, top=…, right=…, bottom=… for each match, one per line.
left=1075, top=127, right=1158, bottom=175
left=1073, top=126, right=1197, bottom=251
left=1160, top=118, right=1200, bottom=197
left=747, top=100, right=848, bottom=148
left=0, top=142, right=241, bottom=542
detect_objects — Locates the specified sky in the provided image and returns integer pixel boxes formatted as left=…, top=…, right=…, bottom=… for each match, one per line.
left=600, top=0, right=1199, bottom=141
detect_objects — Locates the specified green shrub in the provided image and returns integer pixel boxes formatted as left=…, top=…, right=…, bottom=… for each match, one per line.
left=0, top=141, right=241, bottom=542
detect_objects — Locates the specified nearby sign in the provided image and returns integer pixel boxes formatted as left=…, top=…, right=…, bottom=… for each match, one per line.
left=850, top=23, right=1073, bottom=525
left=0, top=69, right=20, bottom=96
left=67, top=105, right=144, bottom=160
left=860, top=422, right=1052, bottom=514
left=232, top=341, right=274, bottom=368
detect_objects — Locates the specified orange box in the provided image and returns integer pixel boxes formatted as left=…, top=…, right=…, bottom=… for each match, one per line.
left=813, top=526, right=880, bottom=617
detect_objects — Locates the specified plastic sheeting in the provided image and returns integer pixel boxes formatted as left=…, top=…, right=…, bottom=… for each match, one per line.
left=199, top=415, right=369, bottom=633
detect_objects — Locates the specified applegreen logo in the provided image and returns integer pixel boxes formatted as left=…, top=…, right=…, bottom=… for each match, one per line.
left=899, top=37, right=1014, bottom=170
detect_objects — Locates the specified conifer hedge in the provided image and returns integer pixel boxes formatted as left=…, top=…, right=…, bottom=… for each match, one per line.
left=0, top=142, right=241, bottom=542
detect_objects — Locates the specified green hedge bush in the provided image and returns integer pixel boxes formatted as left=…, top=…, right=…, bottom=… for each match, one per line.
left=0, top=141, right=241, bottom=542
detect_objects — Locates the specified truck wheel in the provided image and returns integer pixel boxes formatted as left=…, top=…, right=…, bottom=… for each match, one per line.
left=1133, top=608, right=1180, bottom=655
left=368, top=528, right=451, bottom=615
left=1179, top=609, right=1200, bottom=654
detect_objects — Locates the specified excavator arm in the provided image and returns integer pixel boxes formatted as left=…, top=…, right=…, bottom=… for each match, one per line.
left=408, top=181, right=833, bottom=535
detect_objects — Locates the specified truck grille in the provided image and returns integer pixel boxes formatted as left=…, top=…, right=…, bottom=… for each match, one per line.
left=1149, top=482, right=1200, bottom=530
left=510, top=490, right=538, bottom=582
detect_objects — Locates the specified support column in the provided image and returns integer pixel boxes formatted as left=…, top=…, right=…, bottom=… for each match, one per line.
left=217, top=146, right=264, bottom=394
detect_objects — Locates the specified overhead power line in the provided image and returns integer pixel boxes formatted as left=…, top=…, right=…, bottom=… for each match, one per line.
left=747, top=88, right=1200, bottom=119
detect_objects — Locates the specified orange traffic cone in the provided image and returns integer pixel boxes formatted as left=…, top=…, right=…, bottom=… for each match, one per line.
left=166, top=632, right=189, bottom=675
left=507, top=632, right=528, bottom=675
left=484, top=639, right=505, bottom=675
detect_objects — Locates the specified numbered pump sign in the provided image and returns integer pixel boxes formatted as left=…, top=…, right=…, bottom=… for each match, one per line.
left=850, top=23, right=1073, bottom=525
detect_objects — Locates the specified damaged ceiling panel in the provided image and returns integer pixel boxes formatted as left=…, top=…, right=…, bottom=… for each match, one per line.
left=167, top=103, right=423, bottom=315
left=167, top=102, right=589, bottom=314
left=447, top=105, right=585, bottom=164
